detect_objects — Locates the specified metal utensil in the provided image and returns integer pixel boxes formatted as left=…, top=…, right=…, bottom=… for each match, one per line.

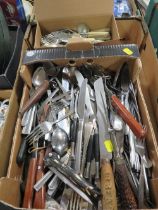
left=26, top=111, right=73, bottom=145
left=94, top=77, right=117, bottom=210
left=75, top=79, right=87, bottom=173
left=77, top=23, right=90, bottom=34
left=51, top=126, right=69, bottom=156
left=44, top=153, right=101, bottom=205
left=32, top=67, right=48, bottom=88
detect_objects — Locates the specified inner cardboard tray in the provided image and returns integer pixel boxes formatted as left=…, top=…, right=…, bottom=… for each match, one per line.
left=33, top=0, right=120, bottom=48
left=1, top=55, right=158, bottom=209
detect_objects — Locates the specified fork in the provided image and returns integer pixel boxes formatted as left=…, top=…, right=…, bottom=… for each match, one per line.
left=27, top=111, right=73, bottom=145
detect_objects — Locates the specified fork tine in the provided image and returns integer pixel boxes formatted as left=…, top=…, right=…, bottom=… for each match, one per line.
left=26, top=127, right=41, bottom=141
left=28, top=132, right=44, bottom=145
left=28, top=132, right=43, bottom=144
left=27, top=131, right=41, bottom=143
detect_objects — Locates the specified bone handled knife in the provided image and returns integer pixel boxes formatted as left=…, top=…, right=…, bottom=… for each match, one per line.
left=94, top=78, right=118, bottom=210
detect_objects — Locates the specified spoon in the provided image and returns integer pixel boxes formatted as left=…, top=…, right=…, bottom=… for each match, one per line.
left=51, top=126, right=69, bottom=156
left=77, top=23, right=90, bottom=34
left=32, top=66, right=47, bottom=89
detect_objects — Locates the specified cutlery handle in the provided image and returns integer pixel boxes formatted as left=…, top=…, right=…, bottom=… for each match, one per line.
left=16, top=138, right=27, bottom=165
left=111, top=95, right=146, bottom=139
left=101, top=159, right=118, bottom=210
left=33, top=149, right=46, bottom=209
left=85, top=134, right=93, bottom=179
left=115, top=158, right=137, bottom=209
left=94, top=132, right=100, bottom=179
left=23, top=157, right=37, bottom=208
left=20, top=80, right=49, bottom=116
left=71, top=118, right=78, bottom=142
left=75, top=120, right=84, bottom=173
left=86, top=32, right=110, bottom=38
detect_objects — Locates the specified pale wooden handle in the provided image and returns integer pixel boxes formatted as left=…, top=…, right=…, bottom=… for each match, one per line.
left=87, top=32, right=110, bottom=38
left=101, top=159, right=118, bottom=210
left=92, top=28, right=110, bottom=32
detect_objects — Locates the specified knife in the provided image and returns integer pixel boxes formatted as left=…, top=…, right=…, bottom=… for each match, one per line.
left=94, top=78, right=117, bottom=210
left=75, top=79, right=87, bottom=173
left=75, top=70, right=100, bottom=178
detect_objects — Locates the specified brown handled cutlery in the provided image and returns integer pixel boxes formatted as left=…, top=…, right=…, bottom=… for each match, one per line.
left=111, top=95, right=146, bottom=139
left=19, top=80, right=49, bottom=117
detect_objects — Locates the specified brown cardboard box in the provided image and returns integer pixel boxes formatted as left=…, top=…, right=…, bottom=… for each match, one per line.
left=0, top=49, right=156, bottom=210
left=116, top=17, right=158, bottom=206
left=0, top=22, right=37, bottom=178
left=34, top=0, right=120, bottom=49
left=0, top=15, right=158, bottom=210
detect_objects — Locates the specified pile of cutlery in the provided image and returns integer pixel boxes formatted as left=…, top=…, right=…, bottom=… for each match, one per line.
left=17, top=62, right=154, bottom=209
left=41, top=24, right=111, bottom=47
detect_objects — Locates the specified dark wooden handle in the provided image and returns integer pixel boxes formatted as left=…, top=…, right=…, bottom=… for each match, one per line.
left=115, top=159, right=137, bottom=209
left=22, top=157, right=37, bottom=208
left=33, top=149, right=46, bottom=209
left=101, top=159, right=118, bottom=210
left=111, top=95, right=146, bottom=139
left=20, top=80, right=49, bottom=116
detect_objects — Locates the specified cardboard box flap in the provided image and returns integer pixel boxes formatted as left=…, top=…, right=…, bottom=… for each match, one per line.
left=0, top=177, right=21, bottom=207
left=34, top=0, right=113, bottom=23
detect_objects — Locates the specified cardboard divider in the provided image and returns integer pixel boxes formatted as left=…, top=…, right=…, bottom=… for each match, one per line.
left=20, top=56, right=141, bottom=88
left=116, top=18, right=145, bottom=47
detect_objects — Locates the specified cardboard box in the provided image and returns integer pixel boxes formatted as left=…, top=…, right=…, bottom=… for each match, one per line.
left=0, top=25, right=23, bottom=89
left=34, top=0, right=120, bottom=49
left=0, top=48, right=155, bottom=210
left=0, top=16, right=158, bottom=210
left=117, top=17, right=158, bottom=206
left=0, top=22, right=36, bottom=178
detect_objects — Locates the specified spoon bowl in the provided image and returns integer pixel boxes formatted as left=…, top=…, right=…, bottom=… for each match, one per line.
left=32, top=66, right=47, bottom=88
left=51, top=126, right=69, bottom=156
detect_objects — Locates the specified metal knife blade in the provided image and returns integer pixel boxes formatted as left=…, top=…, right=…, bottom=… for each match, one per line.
left=75, top=70, right=94, bottom=118
left=77, top=78, right=87, bottom=119
left=75, top=79, right=87, bottom=173
left=94, top=78, right=112, bottom=160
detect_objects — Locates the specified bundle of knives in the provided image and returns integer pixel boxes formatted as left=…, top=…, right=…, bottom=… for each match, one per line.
left=17, top=62, right=154, bottom=210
